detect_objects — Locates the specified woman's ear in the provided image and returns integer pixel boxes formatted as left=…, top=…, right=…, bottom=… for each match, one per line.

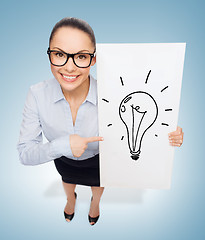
left=91, top=55, right=96, bottom=66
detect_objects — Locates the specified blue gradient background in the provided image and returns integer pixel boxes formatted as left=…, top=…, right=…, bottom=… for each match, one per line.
left=0, top=0, right=204, bottom=239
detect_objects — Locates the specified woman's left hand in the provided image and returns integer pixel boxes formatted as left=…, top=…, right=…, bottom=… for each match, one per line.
left=168, top=126, right=184, bottom=147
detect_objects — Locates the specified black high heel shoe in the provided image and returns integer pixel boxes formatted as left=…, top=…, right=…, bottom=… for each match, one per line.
left=64, top=192, right=77, bottom=222
left=88, top=196, right=100, bottom=226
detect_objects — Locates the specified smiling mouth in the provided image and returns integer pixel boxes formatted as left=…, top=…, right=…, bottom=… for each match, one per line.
left=62, top=74, right=79, bottom=79
left=60, top=73, right=80, bottom=82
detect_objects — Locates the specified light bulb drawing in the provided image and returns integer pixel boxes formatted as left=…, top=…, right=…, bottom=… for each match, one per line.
left=101, top=70, right=172, bottom=161
left=119, top=91, right=158, bottom=160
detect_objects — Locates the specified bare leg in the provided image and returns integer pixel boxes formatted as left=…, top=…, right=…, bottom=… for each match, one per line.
left=89, top=186, right=104, bottom=225
left=62, top=181, right=77, bottom=222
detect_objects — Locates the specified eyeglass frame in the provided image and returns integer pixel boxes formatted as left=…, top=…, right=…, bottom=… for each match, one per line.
left=47, top=48, right=96, bottom=68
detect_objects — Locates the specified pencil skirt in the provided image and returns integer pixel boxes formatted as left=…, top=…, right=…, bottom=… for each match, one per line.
left=54, top=154, right=100, bottom=187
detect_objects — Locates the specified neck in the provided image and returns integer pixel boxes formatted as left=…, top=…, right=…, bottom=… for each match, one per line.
left=62, top=76, right=90, bottom=104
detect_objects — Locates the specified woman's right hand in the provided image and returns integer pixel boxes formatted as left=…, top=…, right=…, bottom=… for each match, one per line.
left=69, top=134, right=104, bottom=158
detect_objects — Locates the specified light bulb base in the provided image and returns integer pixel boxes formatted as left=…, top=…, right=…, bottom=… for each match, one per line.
left=130, top=150, right=140, bottom=161
left=131, top=154, right=139, bottom=160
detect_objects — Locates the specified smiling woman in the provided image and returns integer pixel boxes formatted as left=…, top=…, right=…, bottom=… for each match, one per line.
left=17, top=17, right=104, bottom=226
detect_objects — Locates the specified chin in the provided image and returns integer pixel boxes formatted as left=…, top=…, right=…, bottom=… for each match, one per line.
left=60, top=81, right=79, bottom=92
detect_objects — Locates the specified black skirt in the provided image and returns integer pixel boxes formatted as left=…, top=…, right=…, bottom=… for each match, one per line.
left=54, top=154, right=100, bottom=187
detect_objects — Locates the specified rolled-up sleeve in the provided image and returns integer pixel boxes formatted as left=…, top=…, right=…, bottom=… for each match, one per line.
left=17, top=88, right=73, bottom=165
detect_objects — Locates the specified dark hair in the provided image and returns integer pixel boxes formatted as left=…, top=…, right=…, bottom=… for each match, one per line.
left=49, top=17, right=96, bottom=50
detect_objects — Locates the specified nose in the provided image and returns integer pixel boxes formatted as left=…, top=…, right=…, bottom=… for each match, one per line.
left=64, top=56, right=76, bottom=72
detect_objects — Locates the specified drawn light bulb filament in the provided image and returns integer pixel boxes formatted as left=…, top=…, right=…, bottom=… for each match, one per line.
left=131, top=104, right=147, bottom=154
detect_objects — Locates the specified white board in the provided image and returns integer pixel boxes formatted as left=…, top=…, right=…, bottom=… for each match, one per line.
left=96, top=43, right=186, bottom=189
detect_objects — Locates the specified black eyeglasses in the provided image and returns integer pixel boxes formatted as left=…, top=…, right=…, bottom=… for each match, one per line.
left=47, top=48, right=95, bottom=68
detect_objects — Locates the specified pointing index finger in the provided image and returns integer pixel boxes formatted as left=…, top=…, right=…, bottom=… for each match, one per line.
left=85, top=136, right=104, bottom=143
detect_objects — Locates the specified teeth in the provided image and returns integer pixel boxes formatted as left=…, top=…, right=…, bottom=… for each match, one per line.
left=63, top=75, right=78, bottom=79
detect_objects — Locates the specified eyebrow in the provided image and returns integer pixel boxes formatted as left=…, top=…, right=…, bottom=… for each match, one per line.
left=52, top=47, right=91, bottom=53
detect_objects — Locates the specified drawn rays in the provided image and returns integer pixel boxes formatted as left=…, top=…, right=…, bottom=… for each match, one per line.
left=102, top=98, right=109, bottom=103
left=145, top=70, right=151, bottom=84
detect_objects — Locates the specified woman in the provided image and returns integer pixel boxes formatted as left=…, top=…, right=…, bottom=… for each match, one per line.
left=17, top=17, right=184, bottom=226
